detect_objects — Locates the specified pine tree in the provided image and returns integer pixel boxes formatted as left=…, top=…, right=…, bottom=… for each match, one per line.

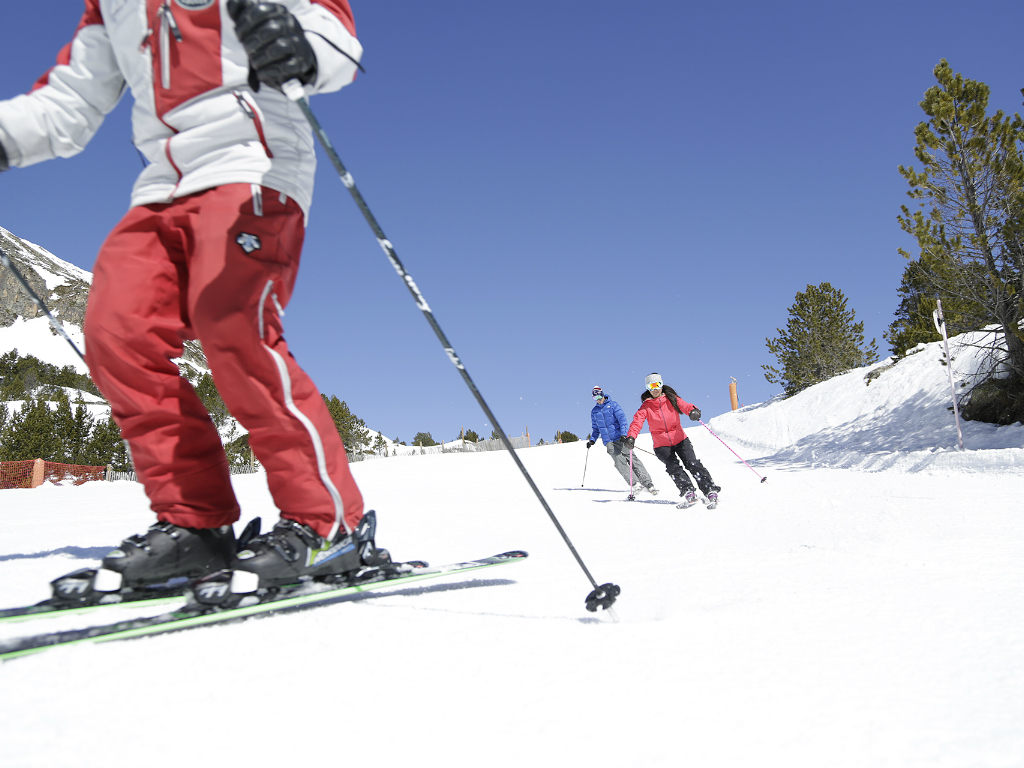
left=194, top=372, right=231, bottom=430
left=764, top=282, right=880, bottom=397
left=50, top=390, right=77, bottom=463
left=885, top=257, right=974, bottom=356
left=0, top=395, right=62, bottom=461
left=224, top=433, right=253, bottom=467
left=320, top=394, right=370, bottom=454
left=895, top=59, right=1024, bottom=380
left=555, top=430, right=579, bottom=443
left=412, top=431, right=437, bottom=447
left=463, top=429, right=480, bottom=442
left=67, top=396, right=96, bottom=465
left=83, top=416, right=130, bottom=469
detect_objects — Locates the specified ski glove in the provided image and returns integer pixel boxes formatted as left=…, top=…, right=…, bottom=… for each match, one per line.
left=586, top=440, right=595, bottom=449
left=621, top=436, right=635, bottom=449
left=228, top=0, right=317, bottom=90
left=689, top=408, right=701, bottom=421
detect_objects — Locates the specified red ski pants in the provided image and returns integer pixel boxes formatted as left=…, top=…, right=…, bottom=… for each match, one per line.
left=84, top=184, right=363, bottom=540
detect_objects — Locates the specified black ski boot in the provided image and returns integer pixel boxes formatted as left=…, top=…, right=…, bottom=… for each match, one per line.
left=91, top=521, right=236, bottom=593
left=230, top=510, right=388, bottom=592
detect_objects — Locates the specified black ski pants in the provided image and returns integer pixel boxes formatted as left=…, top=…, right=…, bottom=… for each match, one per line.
left=654, top=437, right=720, bottom=496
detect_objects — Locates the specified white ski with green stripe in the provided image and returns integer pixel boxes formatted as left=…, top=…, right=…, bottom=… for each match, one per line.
left=0, top=551, right=527, bottom=661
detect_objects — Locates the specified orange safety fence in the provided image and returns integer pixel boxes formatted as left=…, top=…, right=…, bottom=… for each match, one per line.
left=0, top=459, right=107, bottom=490
left=0, top=460, right=35, bottom=489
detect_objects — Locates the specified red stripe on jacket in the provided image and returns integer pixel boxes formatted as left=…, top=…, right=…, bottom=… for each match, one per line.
left=315, top=0, right=356, bottom=36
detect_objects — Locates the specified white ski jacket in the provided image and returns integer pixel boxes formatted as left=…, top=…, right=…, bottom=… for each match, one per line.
left=0, top=0, right=362, bottom=218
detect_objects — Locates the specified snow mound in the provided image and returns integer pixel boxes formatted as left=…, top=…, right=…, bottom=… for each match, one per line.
left=708, top=328, right=1024, bottom=473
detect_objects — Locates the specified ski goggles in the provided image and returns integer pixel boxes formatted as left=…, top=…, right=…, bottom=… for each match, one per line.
left=593, top=394, right=605, bottom=401
left=646, top=381, right=663, bottom=391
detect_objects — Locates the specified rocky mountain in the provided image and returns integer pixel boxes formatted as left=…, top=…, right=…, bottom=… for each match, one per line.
left=1, top=224, right=211, bottom=376
left=0, top=226, right=91, bottom=330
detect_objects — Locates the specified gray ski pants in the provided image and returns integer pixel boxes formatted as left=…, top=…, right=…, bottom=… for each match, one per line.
left=606, top=439, right=652, bottom=489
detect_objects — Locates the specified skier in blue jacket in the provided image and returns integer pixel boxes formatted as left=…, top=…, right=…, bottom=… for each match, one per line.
left=587, top=386, right=657, bottom=495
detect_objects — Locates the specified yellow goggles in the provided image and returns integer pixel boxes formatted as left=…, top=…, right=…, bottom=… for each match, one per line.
left=646, top=381, right=663, bottom=390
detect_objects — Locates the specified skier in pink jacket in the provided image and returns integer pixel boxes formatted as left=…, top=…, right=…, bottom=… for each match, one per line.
left=0, top=0, right=389, bottom=593
left=624, top=372, right=721, bottom=509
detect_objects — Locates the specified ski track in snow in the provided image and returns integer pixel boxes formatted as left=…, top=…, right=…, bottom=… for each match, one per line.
left=0, top=331, right=1022, bottom=767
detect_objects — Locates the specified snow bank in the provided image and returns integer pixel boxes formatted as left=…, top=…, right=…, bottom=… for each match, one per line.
left=709, top=328, right=1024, bottom=473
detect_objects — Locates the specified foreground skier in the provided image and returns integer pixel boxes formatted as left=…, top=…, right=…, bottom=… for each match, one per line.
left=0, top=0, right=388, bottom=591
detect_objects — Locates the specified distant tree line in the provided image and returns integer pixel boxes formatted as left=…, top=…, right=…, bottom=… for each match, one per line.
left=1, top=346, right=588, bottom=466
left=0, top=349, right=391, bottom=468
left=0, top=349, right=100, bottom=401
left=0, top=353, right=130, bottom=468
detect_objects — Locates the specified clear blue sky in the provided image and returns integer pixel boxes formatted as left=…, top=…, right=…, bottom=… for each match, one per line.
left=2, top=1, right=1023, bottom=445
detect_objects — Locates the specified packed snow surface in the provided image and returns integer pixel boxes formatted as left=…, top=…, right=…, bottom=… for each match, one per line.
left=1, top=331, right=1022, bottom=768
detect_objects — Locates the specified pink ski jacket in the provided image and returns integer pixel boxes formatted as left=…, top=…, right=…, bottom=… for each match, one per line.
left=0, top=0, right=362, bottom=219
left=628, top=393, right=697, bottom=448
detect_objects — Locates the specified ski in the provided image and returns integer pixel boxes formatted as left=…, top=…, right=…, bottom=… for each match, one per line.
left=0, top=579, right=190, bottom=625
left=676, top=493, right=719, bottom=510
left=0, top=551, right=527, bottom=661
left=0, top=593, right=187, bottom=625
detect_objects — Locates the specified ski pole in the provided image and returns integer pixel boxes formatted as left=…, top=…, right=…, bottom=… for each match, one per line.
left=281, top=79, right=620, bottom=617
left=700, top=419, right=766, bottom=483
left=0, top=247, right=86, bottom=365
left=581, top=443, right=590, bottom=487
left=628, top=447, right=635, bottom=501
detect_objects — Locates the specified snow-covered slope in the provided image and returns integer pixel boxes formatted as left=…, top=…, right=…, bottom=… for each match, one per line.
left=1, top=337, right=1022, bottom=768
left=711, top=327, right=1023, bottom=472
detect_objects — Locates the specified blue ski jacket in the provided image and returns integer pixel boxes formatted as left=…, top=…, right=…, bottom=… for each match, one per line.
left=590, top=397, right=630, bottom=444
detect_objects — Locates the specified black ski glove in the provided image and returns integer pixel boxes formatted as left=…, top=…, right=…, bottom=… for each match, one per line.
left=0, top=140, right=8, bottom=173
left=689, top=408, right=701, bottom=421
left=586, top=439, right=595, bottom=449
left=621, top=436, right=635, bottom=449
left=228, top=0, right=317, bottom=90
